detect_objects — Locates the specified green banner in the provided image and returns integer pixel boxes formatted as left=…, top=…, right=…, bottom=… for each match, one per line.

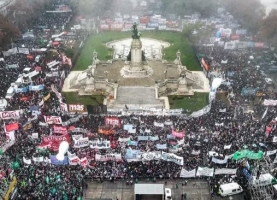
left=233, top=150, right=263, bottom=160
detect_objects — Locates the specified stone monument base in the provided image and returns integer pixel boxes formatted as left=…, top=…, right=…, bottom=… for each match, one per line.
left=120, top=65, right=153, bottom=78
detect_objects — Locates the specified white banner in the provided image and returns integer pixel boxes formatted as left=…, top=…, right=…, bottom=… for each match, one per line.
left=161, top=152, right=184, bottom=165
left=44, top=116, right=62, bottom=124
left=191, top=150, right=201, bottom=155
left=180, top=168, right=196, bottom=178
left=74, top=137, right=90, bottom=148
left=23, top=157, right=32, bottom=165
left=90, top=140, right=111, bottom=149
left=154, top=122, right=164, bottom=128
left=95, top=153, right=122, bottom=162
left=266, top=150, right=277, bottom=156
left=214, top=168, right=237, bottom=175
left=273, top=136, right=277, bottom=143
left=31, top=133, right=39, bottom=139
left=69, top=156, right=80, bottom=165
left=164, top=121, right=173, bottom=126
left=118, top=137, right=131, bottom=142
left=196, top=167, right=214, bottom=177
left=212, top=157, right=228, bottom=164
left=141, top=151, right=161, bottom=161
left=32, top=156, right=44, bottom=162
left=224, top=144, right=232, bottom=149
left=264, top=99, right=277, bottom=106
left=0, top=110, right=22, bottom=119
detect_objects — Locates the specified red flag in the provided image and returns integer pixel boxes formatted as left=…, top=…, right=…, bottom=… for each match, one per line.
left=5, top=123, right=19, bottom=132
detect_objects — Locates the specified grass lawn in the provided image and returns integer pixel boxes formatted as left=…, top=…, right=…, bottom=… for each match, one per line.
left=62, top=92, right=104, bottom=106
left=168, top=93, right=209, bottom=113
left=74, top=31, right=201, bottom=71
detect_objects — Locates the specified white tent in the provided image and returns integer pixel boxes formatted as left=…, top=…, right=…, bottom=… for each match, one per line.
left=134, top=184, right=164, bottom=200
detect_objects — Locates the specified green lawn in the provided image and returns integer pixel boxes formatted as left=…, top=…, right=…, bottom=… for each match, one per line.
left=168, top=93, right=209, bottom=113
left=62, top=92, right=104, bottom=106
left=74, top=31, right=201, bottom=71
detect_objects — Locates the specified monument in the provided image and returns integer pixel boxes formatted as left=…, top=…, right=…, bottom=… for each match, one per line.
left=120, top=23, right=154, bottom=78
left=62, top=24, right=210, bottom=111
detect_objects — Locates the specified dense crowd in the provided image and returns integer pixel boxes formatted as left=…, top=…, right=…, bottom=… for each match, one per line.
left=0, top=2, right=277, bottom=200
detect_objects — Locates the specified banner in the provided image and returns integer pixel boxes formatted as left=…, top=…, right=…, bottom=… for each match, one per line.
left=29, top=85, right=44, bottom=91
left=43, top=93, right=51, bottom=101
left=212, top=157, right=228, bottom=164
left=180, top=168, right=196, bottom=178
left=167, top=134, right=175, bottom=139
left=50, top=155, right=69, bottom=165
left=125, top=149, right=141, bottom=161
left=141, top=151, right=161, bottom=161
left=60, top=102, right=68, bottom=112
left=32, top=156, right=44, bottom=162
left=214, top=168, right=237, bottom=175
left=23, top=157, right=31, bottom=165
left=128, top=140, right=138, bottom=146
left=0, top=110, right=22, bottom=119
left=90, top=140, right=111, bottom=149
left=44, top=116, right=62, bottom=124
left=233, top=150, right=264, bottom=160
left=161, top=152, right=183, bottom=165
left=74, top=137, right=90, bottom=148
left=23, top=122, right=33, bottom=131
left=266, top=150, right=277, bottom=156
left=98, top=127, right=115, bottom=135
left=264, top=99, right=277, bottom=106
left=224, top=144, right=232, bottom=149
left=154, top=122, right=164, bottom=128
left=118, top=137, right=131, bottom=142
left=69, top=156, right=80, bottom=165
left=191, top=150, right=201, bottom=155
left=171, top=130, right=185, bottom=138
left=5, top=123, right=19, bottom=132
left=0, top=140, right=15, bottom=153
left=196, top=167, right=214, bottom=177
left=39, top=99, right=44, bottom=107
left=164, top=121, right=173, bottom=126
left=68, top=104, right=85, bottom=113
left=150, top=135, right=159, bottom=141
left=53, top=125, right=68, bottom=134
left=123, top=124, right=133, bottom=131
left=80, top=157, right=88, bottom=168
left=41, top=134, right=71, bottom=151
left=241, top=88, right=257, bottom=96
left=62, top=116, right=81, bottom=126
left=95, top=153, right=122, bottom=162
left=138, top=136, right=149, bottom=141
left=105, top=117, right=121, bottom=126
left=70, top=128, right=88, bottom=133
left=15, top=86, right=28, bottom=93
left=156, top=144, right=167, bottom=149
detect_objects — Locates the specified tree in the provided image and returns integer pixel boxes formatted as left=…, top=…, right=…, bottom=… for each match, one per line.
left=0, top=14, right=20, bottom=49
left=258, top=9, right=277, bottom=46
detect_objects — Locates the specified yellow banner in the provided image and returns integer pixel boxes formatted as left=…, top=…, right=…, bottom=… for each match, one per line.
left=43, top=93, right=51, bottom=101
left=4, top=177, right=17, bottom=200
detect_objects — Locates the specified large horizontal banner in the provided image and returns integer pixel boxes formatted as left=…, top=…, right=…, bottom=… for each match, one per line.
left=263, top=99, right=277, bottom=106
left=15, top=86, right=28, bottom=93
left=105, top=117, right=121, bottom=126
left=214, top=168, right=237, bottom=175
left=68, top=104, right=86, bottom=113
left=118, top=137, right=131, bottom=142
left=180, top=168, right=196, bottom=178
left=41, top=134, right=71, bottom=151
left=233, top=150, right=264, bottom=160
left=50, top=155, right=69, bottom=165
left=161, top=152, right=183, bottom=165
left=138, top=136, right=159, bottom=141
left=125, top=149, right=141, bottom=161
left=0, top=110, right=22, bottom=120
left=154, top=122, right=164, bottom=128
left=196, top=167, right=214, bottom=177
left=44, top=116, right=62, bottom=125
left=95, top=153, right=122, bottom=162
left=212, top=157, right=228, bottom=164
left=90, top=140, right=111, bottom=149
left=62, top=116, right=81, bottom=126
left=156, top=143, right=167, bottom=149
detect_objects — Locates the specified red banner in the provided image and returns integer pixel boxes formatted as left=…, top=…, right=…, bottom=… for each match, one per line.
left=53, top=125, right=68, bottom=134
left=98, top=127, right=115, bottom=135
left=44, top=116, right=62, bottom=125
left=105, top=117, right=121, bottom=127
left=171, top=129, right=185, bottom=138
left=5, top=123, right=19, bottom=132
left=41, top=134, right=71, bottom=151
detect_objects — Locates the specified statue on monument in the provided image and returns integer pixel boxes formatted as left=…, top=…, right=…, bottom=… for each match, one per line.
left=132, top=22, right=141, bottom=39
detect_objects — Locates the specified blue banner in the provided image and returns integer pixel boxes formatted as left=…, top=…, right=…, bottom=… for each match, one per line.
left=241, top=88, right=257, bottom=96
left=123, top=124, right=133, bottom=131
left=156, top=144, right=167, bottom=149
left=167, top=134, right=175, bottom=139
left=125, top=149, right=140, bottom=159
left=128, top=140, right=138, bottom=146
left=50, top=155, right=68, bottom=165
left=29, top=84, right=44, bottom=91
left=16, top=87, right=28, bottom=93
left=150, top=136, right=159, bottom=141
left=138, top=136, right=148, bottom=141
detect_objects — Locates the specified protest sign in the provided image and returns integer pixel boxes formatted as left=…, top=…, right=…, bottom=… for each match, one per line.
left=161, top=152, right=184, bottom=165
left=105, top=117, right=121, bottom=126
left=32, top=156, right=44, bottom=162
left=53, top=125, right=68, bottom=134
left=214, top=168, right=237, bottom=175
left=90, top=140, right=111, bottom=149
left=41, top=134, right=71, bottom=151
left=156, top=144, right=167, bottom=149
left=154, top=122, right=164, bottom=128
left=171, top=130, right=185, bottom=138
left=44, top=116, right=62, bottom=125
left=125, top=149, right=141, bottom=161
left=141, top=151, right=161, bottom=161
left=0, top=110, right=22, bottom=119
left=95, top=153, right=122, bottom=162
left=196, top=167, right=214, bottom=177
left=50, top=155, right=69, bottom=165
left=118, top=137, right=131, bottom=142
left=180, top=168, right=196, bottom=178
left=212, top=157, right=228, bottom=164
left=233, top=150, right=264, bottom=160
left=74, top=137, right=90, bottom=148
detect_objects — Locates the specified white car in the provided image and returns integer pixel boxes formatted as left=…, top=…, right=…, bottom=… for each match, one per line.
left=265, top=78, right=273, bottom=84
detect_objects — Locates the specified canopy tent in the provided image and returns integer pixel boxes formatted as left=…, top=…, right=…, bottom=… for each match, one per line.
left=134, top=184, right=164, bottom=195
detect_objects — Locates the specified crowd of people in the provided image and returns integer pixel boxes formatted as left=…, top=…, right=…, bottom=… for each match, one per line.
left=0, top=2, right=277, bottom=200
